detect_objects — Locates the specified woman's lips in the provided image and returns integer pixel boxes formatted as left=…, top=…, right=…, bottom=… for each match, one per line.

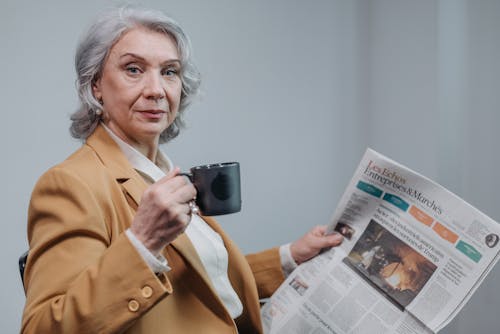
left=138, top=110, right=166, bottom=120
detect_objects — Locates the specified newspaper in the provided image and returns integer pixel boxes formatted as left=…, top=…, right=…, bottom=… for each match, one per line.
left=262, top=148, right=500, bottom=334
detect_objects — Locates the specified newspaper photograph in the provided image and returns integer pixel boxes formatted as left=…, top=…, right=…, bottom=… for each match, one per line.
left=262, top=148, right=500, bottom=334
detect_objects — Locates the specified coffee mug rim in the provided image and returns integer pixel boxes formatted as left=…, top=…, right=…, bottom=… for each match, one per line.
left=191, top=162, right=239, bottom=171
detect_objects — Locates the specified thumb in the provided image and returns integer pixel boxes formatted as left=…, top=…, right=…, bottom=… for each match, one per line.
left=317, top=232, right=343, bottom=248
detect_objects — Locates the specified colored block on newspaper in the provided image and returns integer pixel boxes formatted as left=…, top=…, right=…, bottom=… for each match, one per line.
left=456, top=241, right=482, bottom=263
left=409, top=206, right=434, bottom=226
left=382, top=193, right=409, bottom=212
left=356, top=181, right=383, bottom=198
left=433, top=222, right=459, bottom=244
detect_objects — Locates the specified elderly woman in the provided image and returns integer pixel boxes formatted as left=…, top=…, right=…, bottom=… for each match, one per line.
left=21, top=7, right=342, bottom=334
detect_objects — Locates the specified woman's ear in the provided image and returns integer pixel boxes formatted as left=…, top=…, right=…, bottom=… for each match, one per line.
left=92, top=80, right=102, bottom=101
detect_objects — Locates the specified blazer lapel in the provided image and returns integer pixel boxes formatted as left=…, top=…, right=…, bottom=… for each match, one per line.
left=86, top=125, right=147, bottom=207
left=119, top=177, right=145, bottom=209
left=170, top=232, right=221, bottom=299
left=170, top=224, right=238, bottom=325
left=202, top=217, right=258, bottom=298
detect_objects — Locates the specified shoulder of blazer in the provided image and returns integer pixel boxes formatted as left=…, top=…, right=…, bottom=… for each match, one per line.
left=62, top=125, right=137, bottom=179
left=40, top=124, right=148, bottom=208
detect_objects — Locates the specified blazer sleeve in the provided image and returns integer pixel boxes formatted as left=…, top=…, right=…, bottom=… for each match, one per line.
left=245, top=247, right=285, bottom=298
left=21, top=167, right=172, bottom=334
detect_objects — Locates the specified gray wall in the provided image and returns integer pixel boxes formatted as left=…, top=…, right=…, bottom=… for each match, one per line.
left=2, top=0, right=499, bottom=332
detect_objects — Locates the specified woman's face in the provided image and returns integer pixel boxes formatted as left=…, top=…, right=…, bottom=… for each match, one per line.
left=93, top=27, right=182, bottom=148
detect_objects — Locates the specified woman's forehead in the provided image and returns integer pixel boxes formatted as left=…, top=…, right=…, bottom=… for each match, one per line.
left=109, top=27, right=179, bottom=61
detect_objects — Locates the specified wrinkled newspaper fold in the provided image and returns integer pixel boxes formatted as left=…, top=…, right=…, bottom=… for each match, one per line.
left=262, top=148, right=500, bottom=334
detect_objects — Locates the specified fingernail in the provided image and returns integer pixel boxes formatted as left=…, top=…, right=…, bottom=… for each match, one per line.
left=333, top=233, right=344, bottom=241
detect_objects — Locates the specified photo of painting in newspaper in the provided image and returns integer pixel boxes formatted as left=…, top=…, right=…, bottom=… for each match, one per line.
left=343, top=219, right=437, bottom=309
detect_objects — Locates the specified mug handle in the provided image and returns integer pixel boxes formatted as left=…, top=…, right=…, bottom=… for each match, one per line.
left=179, top=172, right=193, bottom=181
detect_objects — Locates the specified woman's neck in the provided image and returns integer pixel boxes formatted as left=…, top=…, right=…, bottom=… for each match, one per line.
left=134, top=141, right=158, bottom=162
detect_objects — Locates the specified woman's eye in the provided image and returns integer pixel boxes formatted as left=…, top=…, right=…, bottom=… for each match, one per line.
left=162, top=68, right=178, bottom=77
left=126, top=65, right=141, bottom=74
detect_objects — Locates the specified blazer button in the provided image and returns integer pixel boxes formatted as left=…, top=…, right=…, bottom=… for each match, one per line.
left=128, top=299, right=140, bottom=312
left=141, top=285, right=153, bottom=299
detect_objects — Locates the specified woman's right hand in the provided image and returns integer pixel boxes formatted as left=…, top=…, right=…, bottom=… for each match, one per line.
left=129, top=167, right=197, bottom=256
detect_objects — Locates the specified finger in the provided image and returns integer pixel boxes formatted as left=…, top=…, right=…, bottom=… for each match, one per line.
left=181, top=203, right=195, bottom=227
left=179, top=173, right=193, bottom=185
left=319, top=232, right=344, bottom=247
left=170, top=167, right=194, bottom=186
left=188, top=200, right=199, bottom=216
left=172, top=182, right=197, bottom=204
left=156, top=167, right=192, bottom=187
left=311, top=225, right=328, bottom=236
left=178, top=197, right=197, bottom=219
left=164, top=202, right=192, bottom=227
left=309, top=229, right=342, bottom=245
left=157, top=167, right=181, bottom=183
left=156, top=174, right=192, bottom=195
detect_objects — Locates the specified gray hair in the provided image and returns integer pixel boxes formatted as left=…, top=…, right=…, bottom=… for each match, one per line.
left=70, top=6, right=201, bottom=143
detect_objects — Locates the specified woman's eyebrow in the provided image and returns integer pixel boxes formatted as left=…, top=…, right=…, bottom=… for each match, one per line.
left=119, top=52, right=146, bottom=61
left=161, top=59, right=181, bottom=66
left=119, top=52, right=181, bottom=65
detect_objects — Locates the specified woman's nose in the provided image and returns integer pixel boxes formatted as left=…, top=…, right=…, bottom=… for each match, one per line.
left=143, top=71, right=165, bottom=100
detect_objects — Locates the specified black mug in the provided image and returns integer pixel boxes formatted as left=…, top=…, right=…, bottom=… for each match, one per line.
left=182, top=162, right=241, bottom=216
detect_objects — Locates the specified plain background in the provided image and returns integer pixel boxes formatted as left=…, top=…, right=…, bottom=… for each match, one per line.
left=2, top=0, right=499, bottom=332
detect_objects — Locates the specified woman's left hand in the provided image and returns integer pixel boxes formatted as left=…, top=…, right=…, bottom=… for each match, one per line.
left=290, top=225, right=343, bottom=265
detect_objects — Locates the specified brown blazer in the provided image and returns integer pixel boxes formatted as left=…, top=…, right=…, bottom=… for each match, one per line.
left=21, top=125, right=285, bottom=334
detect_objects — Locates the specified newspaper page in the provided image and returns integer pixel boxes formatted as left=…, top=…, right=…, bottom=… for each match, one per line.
left=262, top=148, right=500, bottom=334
